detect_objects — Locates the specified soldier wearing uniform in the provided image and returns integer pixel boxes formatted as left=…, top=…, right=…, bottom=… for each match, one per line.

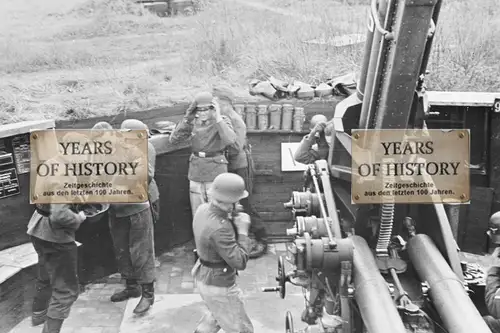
left=120, top=119, right=160, bottom=223
left=91, top=120, right=160, bottom=220
left=212, top=85, right=268, bottom=258
left=119, top=119, right=162, bottom=267
left=169, top=92, right=236, bottom=217
left=294, top=114, right=330, bottom=165
left=192, top=173, right=254, bottom=333
left=28, top=202, right=87, bottom=333
left=484, top=212, right=500, bottom=333
left=107, top=120, right=156, bottom=315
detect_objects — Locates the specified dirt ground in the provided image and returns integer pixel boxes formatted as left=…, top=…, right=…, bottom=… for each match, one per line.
left=0, top=0, right=254, bottom=124
left=0, top=0, right=498, bottom=125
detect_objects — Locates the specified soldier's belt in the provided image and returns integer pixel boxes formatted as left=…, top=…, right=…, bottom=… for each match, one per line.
left=199, top=258, right=230, bottom=269
left=192, top=151, right=225, bottom=158
left=36, top=207, right=51, bottom=217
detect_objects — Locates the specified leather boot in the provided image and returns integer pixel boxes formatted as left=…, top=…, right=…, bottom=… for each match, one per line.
left=41, top=317, right=64, bottom=333
left=133, top=283, right=154, bottom=315
left=31, top=309, right=47, bottom=326
left=110, top=279, right=141, bottom=302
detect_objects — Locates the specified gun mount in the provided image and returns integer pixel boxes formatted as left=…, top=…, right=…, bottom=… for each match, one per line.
left=263, top=0, right=491, bottom=332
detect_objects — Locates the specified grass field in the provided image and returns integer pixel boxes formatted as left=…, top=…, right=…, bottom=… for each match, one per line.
left=0, top=0, right=499, bottom=124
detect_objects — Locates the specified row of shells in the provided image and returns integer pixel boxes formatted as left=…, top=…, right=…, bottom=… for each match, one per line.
left=233, top=104, right=306, bottom=131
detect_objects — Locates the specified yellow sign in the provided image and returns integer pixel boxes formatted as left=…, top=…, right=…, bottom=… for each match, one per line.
left=351, top=129, right=470, bottom=204
left=30, top=129, right=149, bottom=204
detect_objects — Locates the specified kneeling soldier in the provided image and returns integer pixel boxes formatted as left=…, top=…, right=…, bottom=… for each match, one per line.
left=192, top=173, right=254, bottom=333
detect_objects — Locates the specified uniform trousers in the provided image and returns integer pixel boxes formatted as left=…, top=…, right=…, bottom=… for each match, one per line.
left=194, top=280, right=254, bottom=333
left=484, top=315, right=500, bottom=333
left=150, top=199, right=160, bottom=224
left=108, top=209, right=156, bottom=284
left=31, top=236, right=79, bottom=320
left=189, top=181, right=214, bottom=218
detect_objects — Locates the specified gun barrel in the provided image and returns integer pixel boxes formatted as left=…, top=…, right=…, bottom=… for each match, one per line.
left=352, top=236, right=406, bottom=333
left=407, top=234, right=491, bottom=333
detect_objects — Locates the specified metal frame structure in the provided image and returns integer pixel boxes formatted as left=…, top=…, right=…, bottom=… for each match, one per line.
left=264, top=0, right=493, bottom=332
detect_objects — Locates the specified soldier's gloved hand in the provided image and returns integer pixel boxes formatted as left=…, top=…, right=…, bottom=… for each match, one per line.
left=234, top=203, right=244, bottom=213
left=234, top=212, right=251, bottom=236
left=311, top=121, right=327, bottom=136
left=185, top=100, right=198, bottom=120
left=213, top=98, right=223, bottom=122
left=78, top=211, right=87, bottom=221
left=491, top=247, right=500, bottom=267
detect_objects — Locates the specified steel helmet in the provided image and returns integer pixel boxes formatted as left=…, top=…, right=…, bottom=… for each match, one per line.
left=209, top=173, right=248, bottom=203
left=310, top=114, right=328, bottom=128
left=194, top=92, right=214, bottom=109
left=92, top=121, right=113, bottom=130
left=490, top=212, right=500, bottom=229
left=121, top=119, right=149, bottom=131
left=489, top=211, right=500, bottom=244
left=213, top=84, right=235, bottom=104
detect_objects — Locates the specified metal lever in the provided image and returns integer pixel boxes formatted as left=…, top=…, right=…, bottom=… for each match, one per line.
left=370, top=0, right=394, bottom=40
left=308, top=165, right=336, bottom=247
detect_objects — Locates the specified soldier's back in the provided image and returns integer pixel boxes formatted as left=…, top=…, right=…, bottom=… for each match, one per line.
left=193, top=202, right=231, bottom=261
left=193, top=203, right=214, bottom=246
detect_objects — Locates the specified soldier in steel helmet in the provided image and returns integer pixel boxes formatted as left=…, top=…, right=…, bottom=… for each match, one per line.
left=105, top=119, right=156, bottom=315
left=27, top=178, right=87, bottom=333
left=212, top=84, right=268, bottom=259
left=191, top=172, right=254, bottom=333
left=119, top=119, right=160, bottom=225
left=294, top=114, right=331, bottom=165
left=117, top=119, right=162, bottom=268
left=169, top=91, right=237, bottom=218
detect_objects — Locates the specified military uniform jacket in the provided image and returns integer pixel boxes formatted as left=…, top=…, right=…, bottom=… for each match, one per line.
left=170, top=115, right=236, bottom=182
left=294, top=132, right=330, bottom=165
left=109, top=142, right=154, bottom=218
left=224, top=108, right=248, bottom=171
left=486, top=266, right=500, bottom=318
left=147, top=141, right=160, bottom=203
left=27, top=204, right=85, bottom=243
left=192, top=203, right=251, bottom=287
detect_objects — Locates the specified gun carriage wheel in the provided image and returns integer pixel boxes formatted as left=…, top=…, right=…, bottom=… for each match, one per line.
left=277, top=255, right=287, bottom=299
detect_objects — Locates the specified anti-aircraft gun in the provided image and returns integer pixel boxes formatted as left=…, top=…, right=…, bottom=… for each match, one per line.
left=263, top=0, right=492, bottom=332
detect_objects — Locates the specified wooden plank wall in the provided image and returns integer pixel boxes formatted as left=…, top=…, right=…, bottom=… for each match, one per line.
left=489, top=111, right=500, bottom=212
left=56, top=101, right=338, bottom=240
left=0, top=100, right=339, bottom=251
left=249, top=133, right=307, bottom=237
left=1, top=97, right=495, bottom=249
left=457, top=187, right=494, bottom=253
